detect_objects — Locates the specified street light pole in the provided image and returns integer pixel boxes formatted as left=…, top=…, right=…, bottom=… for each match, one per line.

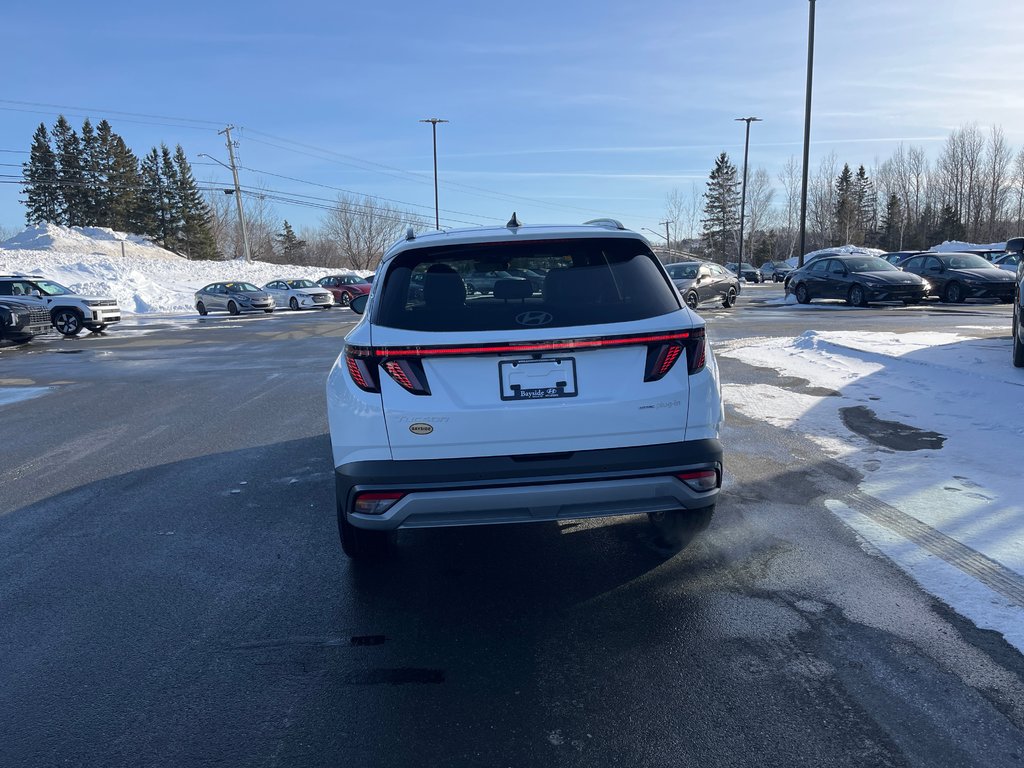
left=734, top=116, right=762, bottom=276
left=419, top=118, right=448, bottom=230
left=797, top=0, right=817, bottom=267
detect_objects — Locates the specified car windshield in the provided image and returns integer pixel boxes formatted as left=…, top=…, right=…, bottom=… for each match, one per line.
left=666, top=263, right=699, bottom=279
left=941, top=253, right=995, bottom=270
left=34, top=280, right=73, bottom=296
left=844, top=257, right=898, bottom=273
left=376, top=237, right=680, bottom=332
left=287, top=279, right=316, bottom=288
left=227, top=283, right=260, bottom=292
left=347, top=276, right=370, bottom=284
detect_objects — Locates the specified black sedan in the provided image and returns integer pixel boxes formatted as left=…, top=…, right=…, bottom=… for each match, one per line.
left=725, top=262, right=762, bottom=282
left=898, top=252, right=1016, bottom=303
left=665, top=261, right=741, bottom=309
left=787, top=254, right=929, bottom=307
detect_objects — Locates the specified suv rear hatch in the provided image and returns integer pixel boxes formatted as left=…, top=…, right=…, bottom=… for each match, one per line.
left=347, top=236, right=705, bottom=460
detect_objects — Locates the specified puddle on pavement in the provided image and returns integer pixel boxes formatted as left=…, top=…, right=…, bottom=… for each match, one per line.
left=840, top=406, right=946, bottom=451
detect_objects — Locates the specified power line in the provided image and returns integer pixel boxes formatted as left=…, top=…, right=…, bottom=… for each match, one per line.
left=0, top=99, right=224, bottom=126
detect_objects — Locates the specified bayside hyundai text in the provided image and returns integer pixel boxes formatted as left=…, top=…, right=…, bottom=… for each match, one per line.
left=326, top=218, right=724, bottom=559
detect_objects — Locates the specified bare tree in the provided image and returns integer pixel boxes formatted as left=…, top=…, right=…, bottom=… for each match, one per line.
left=983, top=125, right=1013, bottom=241
left=777, top=156, right=801, bottom=257
left=808, top=152, right=839, bottom=248
left=1013, top=148, right=1024, bottom=236
left=322, top=194, right=425, bottom=271
left=743, top=167, right=775, bottom=260
left=299, top=225, right=342, bottom=269
left=663, top=183, right=703, bottom=246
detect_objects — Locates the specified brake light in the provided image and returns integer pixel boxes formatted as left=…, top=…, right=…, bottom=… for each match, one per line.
left=675, top=469, right=719, bottom=492
left=644, top=342, right=684, bottom=381
left=345, top=347, right=380, bottom=393
left=685, top=328, right=706, bottom=374
left=353, top=491, right=405, bottom=515
left=371, top=330, right=691, bottom=359
left=381, top=358, right=431, bottom=396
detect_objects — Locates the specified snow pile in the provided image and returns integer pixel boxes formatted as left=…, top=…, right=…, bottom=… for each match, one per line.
left=784, top=244, right=885, bottom=268
left=717, top=330, right=1024, bottom=651
left=930, top=240, right=1005, bottom=252
left=0, top=224, right=368, bottom=315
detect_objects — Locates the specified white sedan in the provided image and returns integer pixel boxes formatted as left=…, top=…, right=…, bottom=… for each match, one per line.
left=263, top=279, right=335, bottom=310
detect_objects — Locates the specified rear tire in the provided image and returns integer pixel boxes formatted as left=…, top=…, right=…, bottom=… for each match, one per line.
left=649, top=505, right=715, bottom=550
left=228, top=301, right=240, bottom=316
left=722, top=287, right=737, bottom=308
left=338, top=511, right=392, bottom=560
left=943, top=281, right=965, bottom=304
left=795, top=283, right=810, bottom=304
left=197, top=301, right=208, bottom=316
left=339, top=291, right=352, bottom=307
left=52, top=308, right=84, bottom=337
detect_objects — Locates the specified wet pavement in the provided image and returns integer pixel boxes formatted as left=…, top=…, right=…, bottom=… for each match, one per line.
left=1, top=295, right=1021, bottom=767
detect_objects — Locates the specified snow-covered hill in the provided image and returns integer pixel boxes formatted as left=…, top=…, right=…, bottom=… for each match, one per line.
left=0, top=224, right=366, bottom=315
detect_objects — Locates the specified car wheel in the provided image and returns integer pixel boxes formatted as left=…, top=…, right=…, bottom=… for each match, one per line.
left=264, top=309, right=275, bottom=314
left=848, top=283, right=868, bottom=307
left=228, top=301, right=240, bottom=316
left=339, top=291, right=352, bottom=307
left=773, top=274, right=781, bottom=283
left=722, top=287, right=737, bottom=308
left=795, top=283, right=810, bottom=304
left=943, top=281, right=965, bottom=304
left=338, top=510, right=392, bottom=560
left=289, top=297, right=300, bottom=311
left=684, top=291, right=699, bottom=310
left=52, top=308, right=84, bottom=336
left=86, top=324, right=107, bottom=333
left=1014, top=305, right=1024, bottom=368
left=197, top=301, right=208, bottom=316
left=648, top=505, right=715, bottom=550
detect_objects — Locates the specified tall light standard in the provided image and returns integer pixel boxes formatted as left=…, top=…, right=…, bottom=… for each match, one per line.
left=734, top=116, right=762, bottom=276
left=797, top=0, right=817, bottom=267
left=419, top=118, right=448, bottom=230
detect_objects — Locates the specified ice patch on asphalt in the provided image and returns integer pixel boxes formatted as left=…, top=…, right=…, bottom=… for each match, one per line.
left=718, top=330, right=1024, bottom=652
left=0, top=387, right=53, bottom=407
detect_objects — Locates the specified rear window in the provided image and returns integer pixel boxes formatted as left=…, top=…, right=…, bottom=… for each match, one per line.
left=374, top=237, right=681, bottom=332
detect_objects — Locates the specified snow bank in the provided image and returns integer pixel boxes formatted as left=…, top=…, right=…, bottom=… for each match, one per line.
left=783, top=244, right=885, bottom=268
left=930, top=240, right=1005, bottom=252
left=0, top=224, right=368, bottom=315
left=718, top=330, right=1024, bottom=652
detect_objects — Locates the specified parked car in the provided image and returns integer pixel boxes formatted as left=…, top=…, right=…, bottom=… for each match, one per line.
left=263, top=279, right=335, bottom=310
left=0, top=274, right=121, bottom=336
left=962, top=248, right=1004, bottom=262
left=195, top=282, right=275, bottom=315
left=328, top=218, right=723, bottom=559
left=0, top=299, right=51, bottom=345
left=898, top=252, right=1015, bottom=303
left=665, top=261, right=740, bottom=309
left=463, top=269, right=531, bottom=295
left=993, top=253, right=1021, bottom=273
left=507, top=267, right=545, bottom=292
left=317, top=274, right=371, bottom=306
left=1013, top=258, right=1024, bottom=367
left=787, top=254, right=930, bottom=306
left=881, top=250, right=926, bottom=266
left=724, top=262, right=762, bottom=282
left=758, top=261, right=791, bottom=282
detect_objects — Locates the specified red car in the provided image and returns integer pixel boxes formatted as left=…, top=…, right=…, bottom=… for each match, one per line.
left=317, top=274, right=371, bottom=307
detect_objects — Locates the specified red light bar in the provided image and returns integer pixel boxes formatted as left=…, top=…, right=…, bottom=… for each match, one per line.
left=370, top=331, right=693, bottom=359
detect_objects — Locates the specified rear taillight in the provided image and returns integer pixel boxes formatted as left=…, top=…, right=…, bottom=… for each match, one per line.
left=644, top=342, right=684, bottom=381
left=353, top=491, right=405, bottom=515
left=685, top=328, right=706, bottom=374
left=381, top=358, right=431, bottom=396
left=675, top=469, right=719, bottom=492
left=345, top=347, right=380, bottom=393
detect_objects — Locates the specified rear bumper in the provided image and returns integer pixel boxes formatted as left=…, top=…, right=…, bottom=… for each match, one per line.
left=336, top=439, right=723, bottom=531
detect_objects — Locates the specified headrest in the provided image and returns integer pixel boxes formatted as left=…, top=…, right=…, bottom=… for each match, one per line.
left=493, top=279, right=533, bottom=301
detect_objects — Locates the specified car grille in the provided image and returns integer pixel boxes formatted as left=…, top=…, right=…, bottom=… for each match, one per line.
left=313, top=294, right=330, bottom=303
left=29, top=306, right=50, bottom=325
left=91, top=300, right=118, bottom=307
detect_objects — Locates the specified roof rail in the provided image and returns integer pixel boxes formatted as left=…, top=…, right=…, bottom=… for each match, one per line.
left=582, top=218, right=626, bottom=231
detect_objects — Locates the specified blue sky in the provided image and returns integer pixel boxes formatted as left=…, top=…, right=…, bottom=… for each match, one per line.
left=3, top=0, right=1023, bottom=236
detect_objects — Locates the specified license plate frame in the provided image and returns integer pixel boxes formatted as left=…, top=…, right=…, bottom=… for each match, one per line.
left=498, top=357, right=578, bottom=401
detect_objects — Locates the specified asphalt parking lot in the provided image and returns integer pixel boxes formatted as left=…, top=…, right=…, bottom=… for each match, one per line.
left=1, top=290, right=1022, bottom=768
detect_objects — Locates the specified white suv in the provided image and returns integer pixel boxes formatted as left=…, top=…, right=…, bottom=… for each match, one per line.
left=0, top=275, right=121, bottom=336
left=326, top=219, right=724, bottom=559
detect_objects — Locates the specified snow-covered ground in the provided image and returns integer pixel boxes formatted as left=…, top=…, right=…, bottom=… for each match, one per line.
left=718, top=330, right=1024, bottom=651
left=0, top=224, right=367, bottom=315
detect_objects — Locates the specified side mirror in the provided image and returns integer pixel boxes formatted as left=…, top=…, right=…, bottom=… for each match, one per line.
left=31, top=290, right=43, bottom=297
left=350, top=294, right=369, bottom=314
left=698, top=266, right=712, bottom=279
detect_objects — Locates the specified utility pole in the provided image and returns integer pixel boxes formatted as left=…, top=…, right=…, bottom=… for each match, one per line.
left=218, top=125, right=252, bottom=262
left=419, top=118, right=448, bottom=229
left=661, top=220, right=671, bottom=249
left=797, top=0, right=817, bottom=267
left=735, top=117, right=762, bottom=276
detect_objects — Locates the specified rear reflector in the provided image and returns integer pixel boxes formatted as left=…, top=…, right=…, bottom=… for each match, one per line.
left=345, top=353, right=380, bottom=393
left=644, top=342, right=684, bottom=381
left=381, top=358, right=431, bottom=396
left=675, top=469, right=719, bottom=492
left=685, top=328, right=706, bottom=374
left=353, top=491, right=405, bottom=516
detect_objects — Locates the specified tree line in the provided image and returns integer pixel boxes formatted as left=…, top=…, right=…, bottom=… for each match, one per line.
left=676, top=123, right=1024, bottom=264
left=22, top=116, right=218, bottom=259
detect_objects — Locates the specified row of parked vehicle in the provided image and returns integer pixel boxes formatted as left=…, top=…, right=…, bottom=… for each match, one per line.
left=193, top=274, right=374, bottom=315
left=0, top=274, right=122, bottom=343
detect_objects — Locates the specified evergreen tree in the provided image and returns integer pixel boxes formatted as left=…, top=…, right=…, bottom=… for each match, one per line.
left=276, top=220, right=307, bottom=261
left=159, top=145, right=183, bottom=249
left=138, top=148, right=164, bottom=242
left=854, top=165, right=875, bottom=243
left=173, top=145, right=218, bottom=259
left=79, top=118, right=103, bottom=226
left=931, top=204, right=965, bottom=244
left=834, top=163, right=856, bottom=244
left=700, top=152, right=740, bottom=262
left=106, top=132, right=143, bottom=233
left=52, top=115, right=87, bottom=226
left=22, top=123, right=61, bottom=224
left=881, top=193, right=903, bottom=251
